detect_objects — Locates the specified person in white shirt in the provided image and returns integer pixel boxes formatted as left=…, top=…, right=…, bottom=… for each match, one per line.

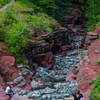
left=5, top=84, right=14, bottom=99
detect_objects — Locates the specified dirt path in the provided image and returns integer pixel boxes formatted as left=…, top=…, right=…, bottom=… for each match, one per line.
left=0, top=0, right=14, bottom=11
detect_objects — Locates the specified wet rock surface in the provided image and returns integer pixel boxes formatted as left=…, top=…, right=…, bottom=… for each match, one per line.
left=18, top=51, right=80, bottom=100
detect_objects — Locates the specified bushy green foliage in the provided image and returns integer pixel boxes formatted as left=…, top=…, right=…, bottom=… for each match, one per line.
left=97, top=60, right=100, bottom=66
left=88, top=80, right=95, bottom=86
left=86, top=0, right=100, bottom=31
left=27, top=13, right=54, bottom=33
left=90, top=77, right=100, bottom=100
left=0, top=9, right=28, bottom=63
left=0, top=0, right=10, bottom=8
left=29, top=0, right=70, bottom=23
left=15, top=0, right=70, bottom=23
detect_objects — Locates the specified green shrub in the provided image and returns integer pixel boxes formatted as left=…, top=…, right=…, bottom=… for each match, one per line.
left=0, top=0, right=10, bottom=8
left=86, top=0, right=100, bottom=31
left=97, top=60, right=100, bottom=66
left=88, top=80, right=95, bottom=86
left=29, top=0, right=71, bottom=23
left=90, top=77, right=100, bottom=100
left=90, top=93, right=100, bottom=100
left=5, top=22, right=28, bottom=55
left=27, top=13, right=55, bottom=33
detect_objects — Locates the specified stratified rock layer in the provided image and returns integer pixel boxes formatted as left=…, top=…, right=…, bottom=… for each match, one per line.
left=24, top=0, right=86, bottom=72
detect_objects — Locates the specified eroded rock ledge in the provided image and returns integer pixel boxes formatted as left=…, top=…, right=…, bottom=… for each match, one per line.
left=23, top=0, right=87, bottom=72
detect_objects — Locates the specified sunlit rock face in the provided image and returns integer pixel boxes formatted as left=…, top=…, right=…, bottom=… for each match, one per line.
left=0, top=42, right=19, bottom=82
left=0, top=56, right=19, bottom=81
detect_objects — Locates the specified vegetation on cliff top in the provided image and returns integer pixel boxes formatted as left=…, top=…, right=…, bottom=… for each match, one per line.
left=0, top=0, right=70, bottom=63
left=86, top=0, right=100, bottom=31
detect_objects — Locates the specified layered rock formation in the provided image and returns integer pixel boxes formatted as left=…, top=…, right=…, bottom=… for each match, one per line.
left=24, top=0, right=87, bottom=72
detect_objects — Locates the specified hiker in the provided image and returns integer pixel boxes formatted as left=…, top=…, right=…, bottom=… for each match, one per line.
left=5, top=84, right=14, bottom=99
left=72, top=89, right=84, bottom=100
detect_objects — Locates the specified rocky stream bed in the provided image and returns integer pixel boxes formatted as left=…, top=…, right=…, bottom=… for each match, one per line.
left=16, top=50, right=83, bottom=100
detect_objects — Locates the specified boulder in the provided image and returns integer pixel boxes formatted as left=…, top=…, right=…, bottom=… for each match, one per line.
left=87, top=32, right=98, bottom=40
left=1, top=56, right=15, bottom=66
left=0, top=56, right=19, bottom=81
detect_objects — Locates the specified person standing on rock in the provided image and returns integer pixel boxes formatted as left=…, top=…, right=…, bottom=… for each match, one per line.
left=72, top=89, right=84, bottom=100
left=5, top=84, right=14, bottom=100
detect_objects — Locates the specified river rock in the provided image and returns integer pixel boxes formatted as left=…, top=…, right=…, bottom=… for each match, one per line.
left=27, top=91, right=41, bottom=99
left=17, top=64, right=24, bottom=68
left=13, top=76, right=24, bottom=84
left=84, top=56, right=89, bottom=61
left=95, top=50, right=100, bottom=53
left=19, top=69, right=30, bottom=76
left=0, top=56, right=19, bottom=81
